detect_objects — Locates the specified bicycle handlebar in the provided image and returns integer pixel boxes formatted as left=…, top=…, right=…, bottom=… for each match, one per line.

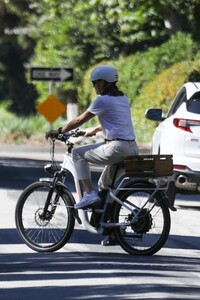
left=55, top=129, right=86, bottom=143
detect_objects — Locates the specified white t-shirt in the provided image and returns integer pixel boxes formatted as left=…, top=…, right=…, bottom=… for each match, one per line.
left=87, top=95, right=136, bottom=140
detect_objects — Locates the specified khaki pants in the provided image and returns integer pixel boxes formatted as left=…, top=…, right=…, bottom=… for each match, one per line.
left=72, top=140, right=139, bottom=189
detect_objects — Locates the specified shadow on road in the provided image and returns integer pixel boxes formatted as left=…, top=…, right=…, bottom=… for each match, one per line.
left=0, top=250, right=199, bottom=300
left=0, top=228, right=200, bottom=251
left=0, top=157, right=50, bottom=190
left=0, top=157, right=100, bottom=191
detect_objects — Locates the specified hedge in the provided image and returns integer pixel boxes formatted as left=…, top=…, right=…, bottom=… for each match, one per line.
left=134, top=59, right=200, bottom=142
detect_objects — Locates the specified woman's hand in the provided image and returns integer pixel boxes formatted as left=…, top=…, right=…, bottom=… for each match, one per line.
left=45, top=129, right=59, bottom=139
left=84, top=125, right=102, bottom=137
left=84, top=128, right=97, bottom=137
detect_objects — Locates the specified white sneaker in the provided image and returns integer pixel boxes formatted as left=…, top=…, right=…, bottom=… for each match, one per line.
left=74, top=191, right=101, bottom=209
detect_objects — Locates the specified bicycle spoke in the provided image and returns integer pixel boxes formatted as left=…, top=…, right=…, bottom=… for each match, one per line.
left=112, top=183, right=170, bottom=255
left=15, top=182, right=75, bottom=252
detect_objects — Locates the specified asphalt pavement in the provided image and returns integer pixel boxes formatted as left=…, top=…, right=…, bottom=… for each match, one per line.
left=0, top=143, right=200, bottom=299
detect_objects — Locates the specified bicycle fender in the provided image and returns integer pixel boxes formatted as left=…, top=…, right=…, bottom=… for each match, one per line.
left=161, top=195, right=177, bottom=211
left=56, top=182, right=82, bottom=224
left=116, top=180, right=176, bottom=211
left=39, top=177, right=53, bottom=183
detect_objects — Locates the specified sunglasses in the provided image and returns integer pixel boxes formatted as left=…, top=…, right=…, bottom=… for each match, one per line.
left=92, top=80, right=100, bottom=87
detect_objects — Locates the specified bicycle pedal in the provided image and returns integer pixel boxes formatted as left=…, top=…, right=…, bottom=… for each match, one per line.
left=94, top=209, right=104, bottom=213
left=82, top=207, right=93, bottom=212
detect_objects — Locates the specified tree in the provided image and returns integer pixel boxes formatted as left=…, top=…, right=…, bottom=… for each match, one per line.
left=0, top=0, right=39, bottom=115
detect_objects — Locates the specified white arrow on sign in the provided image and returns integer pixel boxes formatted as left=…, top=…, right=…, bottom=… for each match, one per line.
left=60, top=68, right=72, bottom=81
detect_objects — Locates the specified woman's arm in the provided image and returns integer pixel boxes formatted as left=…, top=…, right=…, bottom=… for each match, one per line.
left=60, top=111, right=95, bottom=133
left=45, top=111, right=95, bottom=139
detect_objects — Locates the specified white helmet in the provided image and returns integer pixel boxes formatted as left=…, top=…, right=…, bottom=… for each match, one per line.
left=90, top=65, right=118, bottom=82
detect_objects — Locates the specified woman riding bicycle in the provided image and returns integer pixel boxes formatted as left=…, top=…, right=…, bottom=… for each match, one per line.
left=46, top=64, right=139, bottom=209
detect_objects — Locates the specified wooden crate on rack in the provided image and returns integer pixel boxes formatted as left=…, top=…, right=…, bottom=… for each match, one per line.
left=124, top=155, right=173, bottom=177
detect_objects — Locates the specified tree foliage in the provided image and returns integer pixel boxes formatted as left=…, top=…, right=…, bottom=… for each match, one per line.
left=33, top=0, right=200, bottom=69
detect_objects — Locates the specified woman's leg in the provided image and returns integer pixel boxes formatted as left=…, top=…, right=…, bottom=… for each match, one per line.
left=98, top=141, right=139, bottom=190
left=72, top=144, right=103, bottom=208
left=72, top=143, right=103, bottom=194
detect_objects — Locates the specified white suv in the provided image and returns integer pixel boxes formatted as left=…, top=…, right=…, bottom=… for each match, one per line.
left=145, top=82, right=200, bottom=195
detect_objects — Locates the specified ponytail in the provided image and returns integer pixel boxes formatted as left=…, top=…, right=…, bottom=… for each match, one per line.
left=101, top=82, right=124, bottom=96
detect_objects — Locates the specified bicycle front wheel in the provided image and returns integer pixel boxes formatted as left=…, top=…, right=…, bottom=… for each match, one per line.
left=15, top=181, right=75, bottom=252
left=112, top=182, right=171, bottom=255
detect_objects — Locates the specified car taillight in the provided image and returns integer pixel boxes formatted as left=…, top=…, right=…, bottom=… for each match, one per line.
left=173, top=118, right=200, bottom=133
left=173, top=165, right=192, bottom=172
left=173, top=165, right=187, bottom=170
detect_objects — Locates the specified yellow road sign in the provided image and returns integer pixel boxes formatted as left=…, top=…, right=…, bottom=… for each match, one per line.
left=36, top=95, right=66, bottom=123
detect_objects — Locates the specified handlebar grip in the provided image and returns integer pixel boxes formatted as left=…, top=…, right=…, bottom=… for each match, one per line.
left=77, top=131, right=86, bottom=136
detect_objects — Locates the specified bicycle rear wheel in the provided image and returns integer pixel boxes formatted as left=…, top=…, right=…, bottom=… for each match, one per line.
left=15, top=181, right=75, bottom=252
left=112, top=182, right=171, bottom=255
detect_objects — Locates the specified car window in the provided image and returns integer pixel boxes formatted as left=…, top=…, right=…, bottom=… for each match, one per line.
left=187, top=97, right=200, bottom=114
left=167, top=87, right=187, bottom=117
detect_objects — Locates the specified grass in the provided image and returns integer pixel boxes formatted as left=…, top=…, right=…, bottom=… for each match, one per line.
left=0, top=105, right=62, bottom=144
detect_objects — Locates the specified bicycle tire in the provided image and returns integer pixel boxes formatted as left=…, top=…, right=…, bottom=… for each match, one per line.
left=15, top=181, right=75, bottom=252
left=112, top=181, right=171, bottom=255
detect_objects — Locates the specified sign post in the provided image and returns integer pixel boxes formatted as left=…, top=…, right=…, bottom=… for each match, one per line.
left=31, top=67, right=74, bottom=126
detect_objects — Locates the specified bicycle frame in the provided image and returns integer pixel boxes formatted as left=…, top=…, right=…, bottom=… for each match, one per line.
left=57, top=148, right=172, bottom=235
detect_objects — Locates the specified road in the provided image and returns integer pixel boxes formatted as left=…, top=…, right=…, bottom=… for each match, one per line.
left=0, top=146, right=200, bottom=299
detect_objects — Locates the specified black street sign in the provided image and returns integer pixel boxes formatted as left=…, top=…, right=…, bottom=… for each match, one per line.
left=30, top=67, right=74, bottom=81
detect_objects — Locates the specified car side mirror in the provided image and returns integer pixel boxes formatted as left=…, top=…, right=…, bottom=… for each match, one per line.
left=145, top=108, right=165, bottom=121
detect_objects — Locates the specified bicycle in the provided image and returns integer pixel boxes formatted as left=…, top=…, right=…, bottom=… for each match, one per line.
left=15, top=129, right=176, bottom=255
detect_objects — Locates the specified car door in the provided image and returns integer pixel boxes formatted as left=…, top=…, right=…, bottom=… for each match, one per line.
left=152, top=87, right=187, bottom=154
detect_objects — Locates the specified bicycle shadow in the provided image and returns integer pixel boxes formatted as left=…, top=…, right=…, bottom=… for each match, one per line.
left=0, top=248, right=199, bottom=300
